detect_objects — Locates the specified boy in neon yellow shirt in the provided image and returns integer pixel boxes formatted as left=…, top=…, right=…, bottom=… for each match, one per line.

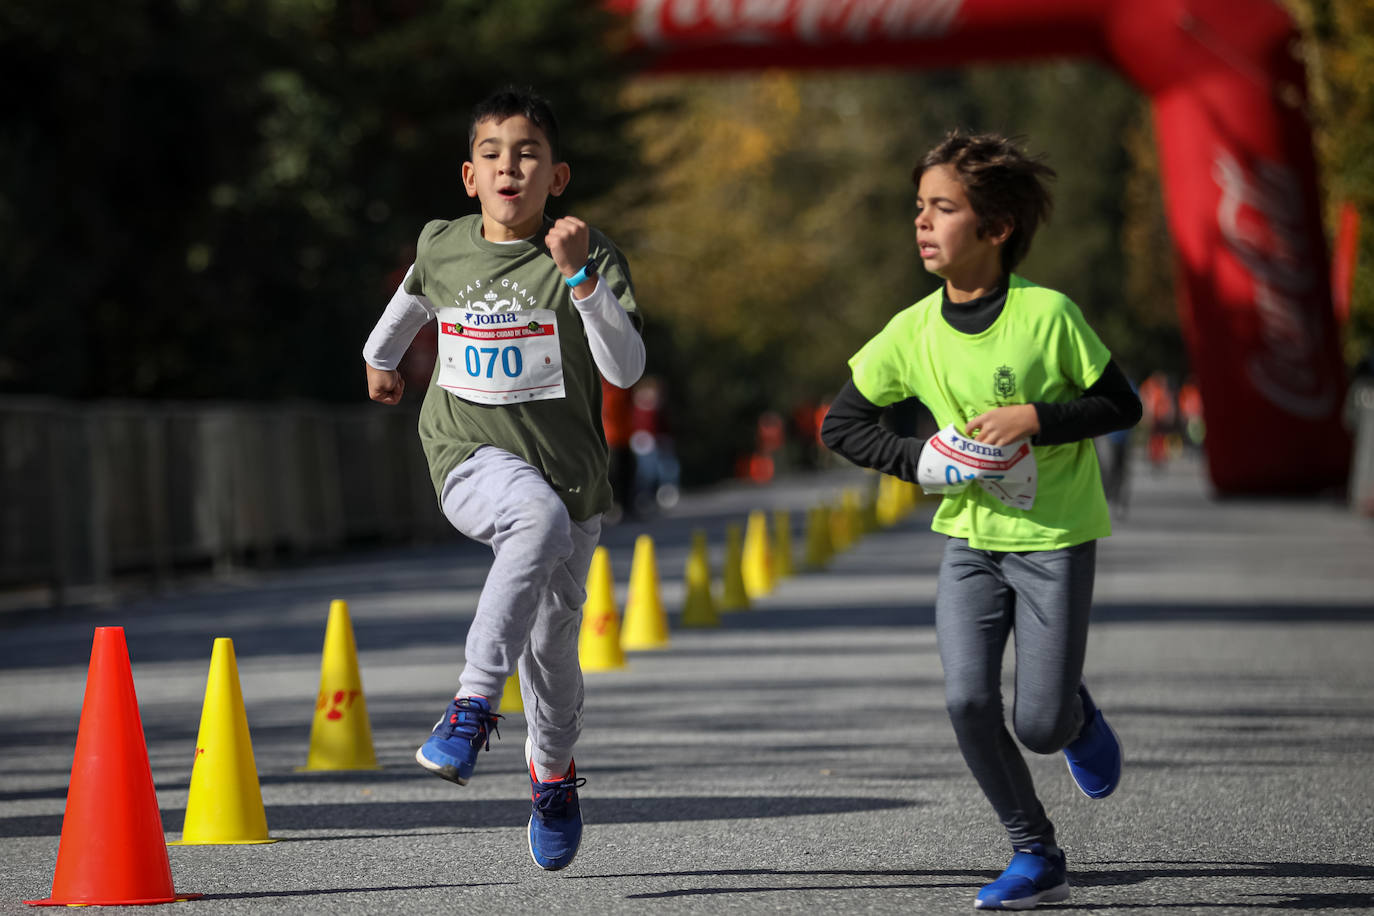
left=822, top=130, right=1141, bottom=910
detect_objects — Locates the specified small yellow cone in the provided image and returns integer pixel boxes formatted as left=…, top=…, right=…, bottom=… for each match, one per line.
left=720, top=523, right=751, bottom=611
left=804, top=505, right=833, bottom=570
left=300, top=600, right=381, bottom=771
left=680, top=530, right=720, bottom=628
left=500, top=671, right=523, bottom=714
left=830, top=491, right=856, bottom=552
left=742, top=510, right=774, bottom=598
left=876, top=475, right=898, bottom=527
left=621, top=534, right=670, bottom=650
left=579, top=547, right=626, bottom=671
left=859, top=484, right=880, bottom=535
left=172, top=638, right=274, bottom=845
left=773, top=509, right=795, bottom=579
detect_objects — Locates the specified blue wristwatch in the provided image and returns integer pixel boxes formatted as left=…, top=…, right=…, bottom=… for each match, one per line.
left=565, top=258, right=597, bottom=289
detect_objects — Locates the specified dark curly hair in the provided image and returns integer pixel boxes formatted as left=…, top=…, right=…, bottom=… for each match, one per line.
left=468, top=86, right=561, bottom=161
left=913, top=130, right=1055, bottom=274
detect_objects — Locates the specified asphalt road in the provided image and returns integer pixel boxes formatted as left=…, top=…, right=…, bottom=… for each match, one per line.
left=2, top=450, right=1372, bottom=914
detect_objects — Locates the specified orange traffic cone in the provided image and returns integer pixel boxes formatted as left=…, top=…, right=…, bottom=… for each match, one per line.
left=26, top=627, right=200, bottom=906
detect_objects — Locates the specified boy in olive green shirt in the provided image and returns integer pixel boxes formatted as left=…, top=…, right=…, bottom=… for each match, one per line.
left=822, top=130, right=1140, bottom=910
left=362, top=87, right=644, bottom=871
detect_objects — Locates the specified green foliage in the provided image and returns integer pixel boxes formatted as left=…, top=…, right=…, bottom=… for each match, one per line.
left=0, top=0, right=635, bottom=399
left=1284, top=0, right=1374, bottom=365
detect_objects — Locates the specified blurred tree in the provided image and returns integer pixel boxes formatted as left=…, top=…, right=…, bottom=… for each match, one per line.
left=1283, top=0, right=1374, bottom=366
left=0, top=0, right=637, bottom=400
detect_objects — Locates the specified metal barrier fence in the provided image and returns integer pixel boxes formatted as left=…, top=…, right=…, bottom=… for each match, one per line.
left=0, top=398, right=450, bottom=609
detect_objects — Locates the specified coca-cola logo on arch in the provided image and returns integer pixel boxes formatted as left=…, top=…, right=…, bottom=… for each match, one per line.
left=631, top=0, right=964, bottom=45
left=1213, top=149, right=1336, bottom=419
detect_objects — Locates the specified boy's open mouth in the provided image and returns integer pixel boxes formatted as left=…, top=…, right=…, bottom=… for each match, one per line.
left=498, top=186, right=520, bottom=199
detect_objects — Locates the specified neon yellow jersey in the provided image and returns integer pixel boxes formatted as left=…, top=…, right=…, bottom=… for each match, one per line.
left=849, top=276, right=1112, bottom=550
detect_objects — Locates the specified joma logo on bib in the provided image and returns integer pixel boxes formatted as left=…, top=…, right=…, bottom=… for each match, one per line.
left=464, top=311, right=522, bottom=326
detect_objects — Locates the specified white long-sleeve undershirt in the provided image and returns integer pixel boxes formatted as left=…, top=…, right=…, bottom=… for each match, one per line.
left=362, top=266, right=645, bottom=389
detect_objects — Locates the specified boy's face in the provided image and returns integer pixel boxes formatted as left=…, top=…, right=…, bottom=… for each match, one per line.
left=914, top=164, right=1008, bottom=292
left=462, top=114, right=570, bottom=242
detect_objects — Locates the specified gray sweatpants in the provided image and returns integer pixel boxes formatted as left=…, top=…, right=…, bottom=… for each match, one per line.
left=934, top=537, right=1096, bottom=849
left=440, top=446, right=601, bottom=777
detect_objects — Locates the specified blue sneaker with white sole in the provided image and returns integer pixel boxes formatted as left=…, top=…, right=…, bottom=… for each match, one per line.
left=975, top=843, right=1070, bottom=910
left=1063, top=684, right=1122, bottom=799
left=525, top=739, right=586, bottom=871
left=415, top=696, right=501, bottom=786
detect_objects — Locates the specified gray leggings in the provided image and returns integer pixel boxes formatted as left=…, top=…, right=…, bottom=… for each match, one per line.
left=441, top=446, right=601, bottom=777
left=935, top=537, right=1096, bottom=849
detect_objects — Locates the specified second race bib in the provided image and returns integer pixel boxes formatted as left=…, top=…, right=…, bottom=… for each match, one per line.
left=916, top=424, right=1038, bottom=510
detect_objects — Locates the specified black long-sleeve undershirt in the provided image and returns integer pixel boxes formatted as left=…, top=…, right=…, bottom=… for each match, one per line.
left=820, top=361, right=1142, bottom=478
left=821, top=280, right=1142, bottom=476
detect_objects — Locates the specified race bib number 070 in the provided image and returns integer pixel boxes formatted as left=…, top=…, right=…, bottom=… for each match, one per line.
left=435, top=307, right=566, bottom=405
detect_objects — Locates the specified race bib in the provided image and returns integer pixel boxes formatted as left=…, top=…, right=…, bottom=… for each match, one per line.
left=916, top=424, right=1038, bottom=510
left=435, top=307, right=565, bottom=405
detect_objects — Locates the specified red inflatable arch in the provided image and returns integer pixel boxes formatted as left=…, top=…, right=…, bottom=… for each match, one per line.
left=607, top=0, right=1350, bottom=494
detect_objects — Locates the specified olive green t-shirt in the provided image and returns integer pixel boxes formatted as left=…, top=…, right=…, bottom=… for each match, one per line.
left=848, top=275, right=1112, bottom=551
left=405, top=215, right=638, bottom=521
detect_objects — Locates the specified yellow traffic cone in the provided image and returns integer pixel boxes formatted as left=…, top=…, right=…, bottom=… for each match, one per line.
left=621, top=534, right=670, bottom=650
left=299, top=600, right=381, bottom=771
left=875, top=475, right=897, bottom=527
left=830, top=491, right=855, bottom=552
left=773, top=509, right=795, bottom=579
left=500, top=670, right=523, bottom=714
left=720, top=523, right=751, bottom=611
left=804, top=505, right=833, bottom=570
left=579, top=547, right=626, bottom=672
left=680, top=530, right=720, bottom=628
left=172, top=638, right=274, bottom=845
left=859, top=483, right=880, bottom=535
left=742, top=510, right=774, bottom=598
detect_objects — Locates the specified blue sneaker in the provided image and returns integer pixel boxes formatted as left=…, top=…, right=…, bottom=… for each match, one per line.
left=525, top=739, right=586, bottom=871
left=1063, top=684, right=1122, bottom=799
left=975, top=843, right=1070, bottom=910
left=415, top=696, right=501, bottom=785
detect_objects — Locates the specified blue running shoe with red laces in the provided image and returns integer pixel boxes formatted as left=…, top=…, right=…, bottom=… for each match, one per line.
left=415, top=696, right=501, bottom=786
left=525, top=739, right=585, bottom=871
left=1063, top=684, right=1122, bottom=799
left=974, top=843, right=1070, bottom=910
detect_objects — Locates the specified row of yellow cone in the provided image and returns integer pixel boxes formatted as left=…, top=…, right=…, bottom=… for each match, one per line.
left=163, top=474, right=927, bottom=847
left=579, top=474, right=925, bottom=670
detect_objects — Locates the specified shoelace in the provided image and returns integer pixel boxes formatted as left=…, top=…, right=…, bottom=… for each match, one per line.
left=440, top=700, right=503, bottom=750
left=531, top=773, right=587, bottom=820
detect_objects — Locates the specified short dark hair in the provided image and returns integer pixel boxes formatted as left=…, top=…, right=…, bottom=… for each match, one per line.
left=913, top=130, right=1055, bottom=274
left=468, top=86, right=562, bottom=161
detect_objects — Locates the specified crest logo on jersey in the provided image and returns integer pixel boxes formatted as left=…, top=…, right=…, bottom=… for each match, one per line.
left=994, top=365, right=1017, bottom=399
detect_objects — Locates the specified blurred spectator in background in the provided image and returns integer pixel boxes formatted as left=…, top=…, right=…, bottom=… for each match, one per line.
left=601, top=377, right=634, bottom=523
left=1138, top=371, right=1177, bottom=469
left=1177, top=377, right=1204, bottom=450
left=629, top=376, right=679, bottom=515
left=1095, top=373, right=1138, bottom=518
left=790, top=399, right=822, bottom=470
